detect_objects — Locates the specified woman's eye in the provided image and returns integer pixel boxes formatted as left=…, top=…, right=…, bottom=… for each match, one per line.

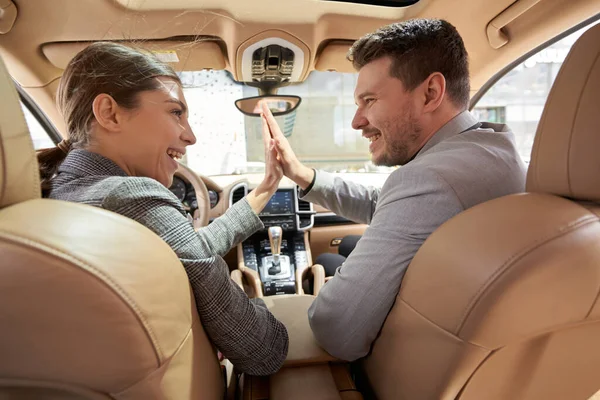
left=171, top=109, right=183, bottom=118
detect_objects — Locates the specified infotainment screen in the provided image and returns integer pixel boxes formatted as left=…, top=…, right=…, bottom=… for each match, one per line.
left=260, top=190, right=294, bottom=215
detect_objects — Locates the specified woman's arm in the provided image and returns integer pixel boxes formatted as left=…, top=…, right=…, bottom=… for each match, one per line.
left=185, top=254, right=288, bottom=375
left=194, top=197, right=263, bottom=257
left=186, top=111, right=284, bottom=257
left=104, top=177, right=288, bottom=375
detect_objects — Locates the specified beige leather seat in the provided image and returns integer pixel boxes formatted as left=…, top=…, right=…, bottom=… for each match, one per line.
left=0, top=57, right=223, bottom=398
left=363, top=23, right=600, bottom=400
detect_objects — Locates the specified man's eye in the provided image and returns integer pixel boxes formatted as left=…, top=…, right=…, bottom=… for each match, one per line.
left=365, top=98, right=375, bottom=104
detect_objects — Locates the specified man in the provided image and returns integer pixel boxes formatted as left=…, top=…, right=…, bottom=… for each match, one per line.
left=262, top=18, right=526, bottom=361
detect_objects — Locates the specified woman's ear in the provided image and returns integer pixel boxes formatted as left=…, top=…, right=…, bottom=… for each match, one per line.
left=91, top=94, right=122, bottom=132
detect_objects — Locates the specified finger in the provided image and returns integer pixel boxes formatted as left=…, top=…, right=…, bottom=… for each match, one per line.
left=261, top=114, right=271, bottom=149
left=261, top=102, right=285, bottom=141
left=272, top=137, right=291, bottom=162
left=268, top=140, right=280, bottom=162
left=265, top=138, right=277, bottom=160
left=261, top=103, right=296, bottom=163
left=270, top=140, right=283, bottom=162
left=268, top=146, right=283, bottom=173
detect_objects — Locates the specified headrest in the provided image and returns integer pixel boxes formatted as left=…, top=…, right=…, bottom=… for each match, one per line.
left=526, top=23, right=600, bottom=202
left=0, top=56, right=40, bottom=208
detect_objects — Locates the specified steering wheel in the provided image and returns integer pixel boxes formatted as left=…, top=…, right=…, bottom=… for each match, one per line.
left=175, top=163, right=210, bottom=230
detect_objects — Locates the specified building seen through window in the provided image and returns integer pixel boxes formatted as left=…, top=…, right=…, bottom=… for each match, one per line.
left=472, top=21, right=598, bottom=163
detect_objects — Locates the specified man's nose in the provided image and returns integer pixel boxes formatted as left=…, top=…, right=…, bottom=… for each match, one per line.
left=352, top=109, right=368, bottom=131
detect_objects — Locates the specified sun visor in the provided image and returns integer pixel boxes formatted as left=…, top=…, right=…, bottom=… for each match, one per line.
left=315, top=41, right=355, bottom=73
left=41, top=40, right=227, bottom=71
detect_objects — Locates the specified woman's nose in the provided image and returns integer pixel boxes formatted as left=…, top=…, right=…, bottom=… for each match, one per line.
left=181, top=123, right=197, bottom=145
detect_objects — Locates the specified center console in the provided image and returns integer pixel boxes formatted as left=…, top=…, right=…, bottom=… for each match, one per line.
left=237, top=187, right=314, bottom=296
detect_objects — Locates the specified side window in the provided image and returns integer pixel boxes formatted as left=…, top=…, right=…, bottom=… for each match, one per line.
left=472, top=20, right=598, bottom=164
left=20, top=102, right=55, bottom=150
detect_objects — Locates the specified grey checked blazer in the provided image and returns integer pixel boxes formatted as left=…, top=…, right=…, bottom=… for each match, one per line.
left=49, top=149, right=288, bottom=376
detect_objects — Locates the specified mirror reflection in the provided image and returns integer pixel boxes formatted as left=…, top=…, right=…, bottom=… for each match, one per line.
left=235, top=95, right=301, bottom=117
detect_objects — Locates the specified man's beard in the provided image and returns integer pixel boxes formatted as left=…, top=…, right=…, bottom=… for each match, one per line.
left=373, top=113, right=422, bottom=167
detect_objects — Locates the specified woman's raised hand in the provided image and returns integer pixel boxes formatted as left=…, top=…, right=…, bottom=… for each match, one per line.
left=258, top=106, right=284, bottom=192
left=260, top=102, right=314, bottom=190
left=244, top=102, right=284, bottom=214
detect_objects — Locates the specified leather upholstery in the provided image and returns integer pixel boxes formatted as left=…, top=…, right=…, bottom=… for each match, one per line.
left=526, top=21, right=600, bottom=201
left=0, top=55, right=40, bottom=208
left=364, top=23, right=600, bottom=400
left=263, top=295, right=336, bottom=367
left=298, top=264, right=326, bottom=295
left=242, top=296, right=362, bottom=400
left=0, top=56, right=223, bottom=399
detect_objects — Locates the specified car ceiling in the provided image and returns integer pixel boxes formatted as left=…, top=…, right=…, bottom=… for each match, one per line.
left=0, top=0, right=599, bottom=136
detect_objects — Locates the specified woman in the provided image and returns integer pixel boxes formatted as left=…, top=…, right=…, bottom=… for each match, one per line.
left=37, top=42, right=288, bottom=376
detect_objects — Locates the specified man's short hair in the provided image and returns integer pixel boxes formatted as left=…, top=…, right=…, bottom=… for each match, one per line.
left=348, top=19, right=470, bottom=109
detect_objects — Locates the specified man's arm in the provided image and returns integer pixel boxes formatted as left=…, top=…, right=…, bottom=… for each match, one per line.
left=104, top=178, right=288, bottom=375
left=300, top=170, right=380, bottom=225
left=259, top=103, right=379, bottom=223
left=307, top=167, right=464, bottom=361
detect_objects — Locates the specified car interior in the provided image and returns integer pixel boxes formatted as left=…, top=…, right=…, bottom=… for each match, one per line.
left=0, top=0, right=599, bottom=399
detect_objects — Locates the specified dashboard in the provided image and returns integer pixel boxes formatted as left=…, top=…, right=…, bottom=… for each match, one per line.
left=168, top=173, right=319, bottom=229
left=169, top=175, right=219, bottom=209
left=259, top=189, right=294, bottom=216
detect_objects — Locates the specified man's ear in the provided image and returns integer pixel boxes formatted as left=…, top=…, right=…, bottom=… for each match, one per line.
left=92, top=94, right=123, bottom=132
left=421, top=72, right=446, bottom=114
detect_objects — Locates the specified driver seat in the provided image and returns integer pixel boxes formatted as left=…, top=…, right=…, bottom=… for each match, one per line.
left=363, top=22, right=600, bottom=400
left=0, top=56, right=223, bottom=398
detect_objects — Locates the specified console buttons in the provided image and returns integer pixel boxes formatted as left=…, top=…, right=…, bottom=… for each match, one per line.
left=294, top=250, right=308, bottom=269
left=264, top=280, right=296, bottom=296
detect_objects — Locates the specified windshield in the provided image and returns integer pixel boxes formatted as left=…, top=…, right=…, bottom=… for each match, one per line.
left=178, top=70, right=394, bottom=176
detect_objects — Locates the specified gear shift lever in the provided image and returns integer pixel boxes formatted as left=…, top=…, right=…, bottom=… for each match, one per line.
left=268, top=226, right=282, bottom=275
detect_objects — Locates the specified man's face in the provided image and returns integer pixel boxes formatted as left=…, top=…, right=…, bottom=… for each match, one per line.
left=352, top=56, right=423, bottom=166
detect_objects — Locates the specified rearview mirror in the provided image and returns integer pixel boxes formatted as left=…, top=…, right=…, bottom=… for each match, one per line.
left=234, top=95, right=301, bottom=117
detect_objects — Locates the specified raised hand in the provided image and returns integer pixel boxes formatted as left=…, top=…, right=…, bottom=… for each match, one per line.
left=261, top=102, right=315, bottom=190
left=244, top=105, right=284, bottom=215
left=259, top=111, right=283, bottom=191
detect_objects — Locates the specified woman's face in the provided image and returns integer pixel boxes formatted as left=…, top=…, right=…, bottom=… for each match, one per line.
left=117, top=77, right=196, bottom=187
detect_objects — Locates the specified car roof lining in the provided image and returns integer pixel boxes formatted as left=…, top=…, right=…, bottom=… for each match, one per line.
left=1, top=0, right=599, bottom=136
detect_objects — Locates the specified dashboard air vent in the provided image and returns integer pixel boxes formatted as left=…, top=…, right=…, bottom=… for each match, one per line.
left=298, top=215, right=312, bottom=229
left=231, top=185, right=246, bottom=206
left=298, top=199, right=311, bottom=212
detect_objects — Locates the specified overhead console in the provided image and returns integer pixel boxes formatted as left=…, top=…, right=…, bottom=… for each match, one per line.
left=235, top=30, right=310, bottom=88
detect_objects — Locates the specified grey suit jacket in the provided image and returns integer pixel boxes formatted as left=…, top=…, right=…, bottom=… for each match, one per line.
left=301, top=111, right=527, bottom=361
left=49, top=149, right=288, bottom=375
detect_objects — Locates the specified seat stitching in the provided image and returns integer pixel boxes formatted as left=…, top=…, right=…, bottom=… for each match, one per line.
left=112, top=327, right=196, bottom=396
left=456, top=214, right=599, bottom=333
left=399, top=299, right=490, bottom=350
left=566, top=52, right=600, bottom=198
left=0, top=127, right=6, bottom=206
left=584, top=279, right=600, bottom=320
left=0, top=229, right=172, bottom=362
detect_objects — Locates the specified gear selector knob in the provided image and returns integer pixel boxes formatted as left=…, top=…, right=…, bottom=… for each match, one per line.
left=268, top=226, right=283, bottom=274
